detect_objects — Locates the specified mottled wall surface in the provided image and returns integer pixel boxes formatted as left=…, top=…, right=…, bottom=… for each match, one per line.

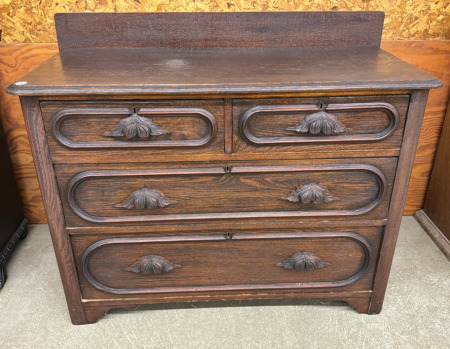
left=0, top=0, right=449, bottom=43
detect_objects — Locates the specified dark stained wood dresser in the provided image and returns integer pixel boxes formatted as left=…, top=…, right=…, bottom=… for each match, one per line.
left=6, top=12, right=442, bottom=324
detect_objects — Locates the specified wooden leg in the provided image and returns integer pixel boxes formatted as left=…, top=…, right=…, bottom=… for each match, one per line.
left=345, top=298, right=371, bottom=314
left=367, top=299, right=383, bottom=314
left=82, top=303, right=141, bottom=324
left=83, top=306, right=112, bottom=324
left=316, top=296, right=371, bottom=314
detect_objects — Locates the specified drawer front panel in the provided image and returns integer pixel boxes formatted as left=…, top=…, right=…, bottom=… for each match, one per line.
left=57, top=158, right=396, bottom=226
left=41, top=100, right=224, bottom=163
left=234, top=95, right=409, bottom=157
left=73, top=229, right=381, bottom=297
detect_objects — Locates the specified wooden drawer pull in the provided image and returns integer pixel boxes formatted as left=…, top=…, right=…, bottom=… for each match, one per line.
left=103, top=111, right=171, bottom=139
left=281, top=183, right=337, bottom=204
left=124, top=254, right=180, bottom=275
left=286, top=110, right=347, bottom=135
left=276, top=252, right=330, bottom=271
left=114, top=188, right=177, bottom=210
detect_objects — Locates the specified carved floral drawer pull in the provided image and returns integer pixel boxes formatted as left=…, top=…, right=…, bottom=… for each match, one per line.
left=124, top=254, right=180, bottom=275
left=286, top=110, right=347, bottom=135
left=276, top=252, right=330, bottom=271
left=281, top=183, right=337, bottom=204
left=103, top=111, right=171, bottom=139
left=114, top=188, right=177, bottom=210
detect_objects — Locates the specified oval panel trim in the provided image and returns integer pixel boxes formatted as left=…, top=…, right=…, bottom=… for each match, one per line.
left=67, top=164, right=387, bottom=224
left=50, top=107, right=218, bottom=149
left=81, top=231, right=373, bottom=295
left=240, top=102, right=400, bottom=145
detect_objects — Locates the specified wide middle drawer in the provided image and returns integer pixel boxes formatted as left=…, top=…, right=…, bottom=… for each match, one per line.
left=56, top=158, right=396, bottom=227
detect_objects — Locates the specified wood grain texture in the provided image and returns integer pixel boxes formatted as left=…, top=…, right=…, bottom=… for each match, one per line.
left=41, top=100, right=223, bottom=163
left=19, top=96, right=86, bottom=324
left=1, top=41, right=449, bottom=222
left=224, top=99, right=233, bottom=154
left=234, top=95, right=408, bottom=156
left=55, top=158, right=396, bottom=227
left=2, top=1, right=449, bottom=44
left=381, top=41, right=450, bottom=214
left=3, top=14, right=442, bottom=323
left=54, top=12, right=384, bottom=51
left=72, top=229, right=380, bottom=299
left=414, top=210, right=450, bottom=261
left=0, top=43, right=58, bottom=223
left=7, top=46, right=440, bottom=97
left=369, top=90, right=429, bottom=314
left=80, top=291, right=372, bottom=324
left=423, top=99, right=450, bottom=240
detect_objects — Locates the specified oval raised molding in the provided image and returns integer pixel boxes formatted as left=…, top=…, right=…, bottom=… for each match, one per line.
left=81, top=231, right=373, bottom=295
left=50, top=107, right=218, bottom=149
left=240, top=102, right=400, bottom=145
left=67, top=164, right=387, bottom=224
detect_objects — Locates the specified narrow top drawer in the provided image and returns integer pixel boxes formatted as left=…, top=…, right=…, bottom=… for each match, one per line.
left=234, top=95, right=409, bottom=159
left=40, top=100, right=224, bottom=164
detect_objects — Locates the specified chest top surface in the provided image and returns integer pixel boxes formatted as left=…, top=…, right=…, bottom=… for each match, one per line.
left=7, top=12, right=441, bottom=97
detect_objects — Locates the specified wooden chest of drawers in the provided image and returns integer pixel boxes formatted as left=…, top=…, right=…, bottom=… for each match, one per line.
left=7, top=12, right=441, bottom=324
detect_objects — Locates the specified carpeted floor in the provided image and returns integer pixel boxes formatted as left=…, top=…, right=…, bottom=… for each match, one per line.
left=1, top=216, right=449, bottom=348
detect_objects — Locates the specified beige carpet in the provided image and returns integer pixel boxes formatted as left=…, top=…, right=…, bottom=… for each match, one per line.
left=1, top=216, right=449, bottom=348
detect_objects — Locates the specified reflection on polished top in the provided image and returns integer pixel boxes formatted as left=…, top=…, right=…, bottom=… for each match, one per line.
left=7, top=46, right=442, bottom=96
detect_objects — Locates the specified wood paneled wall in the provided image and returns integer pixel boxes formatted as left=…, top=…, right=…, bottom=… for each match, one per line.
left=381, top=41, right=450, bottom=215
left=0, top=44, right=57, bottom=223
left=1, top=41, right=449, bottom=223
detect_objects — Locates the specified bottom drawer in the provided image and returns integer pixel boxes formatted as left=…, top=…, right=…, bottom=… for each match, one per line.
left=73, top=228, right=381, bottom=299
